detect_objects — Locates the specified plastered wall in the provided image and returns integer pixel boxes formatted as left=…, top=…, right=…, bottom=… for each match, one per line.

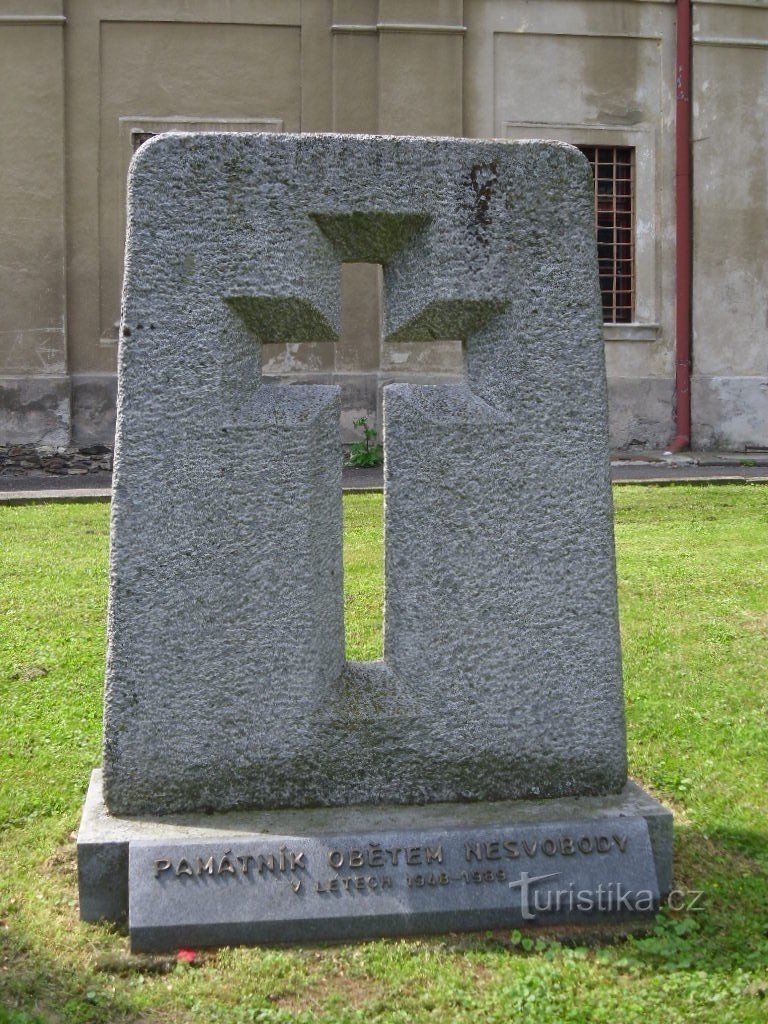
left=0, top=0, right=765, bottom=449
left=0, top=3, right=68, bottom=444
left=692, top=2, right=768, bottom=448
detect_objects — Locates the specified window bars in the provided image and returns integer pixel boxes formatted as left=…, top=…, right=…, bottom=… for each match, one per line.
left=578, top=146, right=634, bottom=324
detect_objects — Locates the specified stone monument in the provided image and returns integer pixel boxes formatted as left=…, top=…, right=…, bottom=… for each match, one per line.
left=77, top=132, right=672, bottom=951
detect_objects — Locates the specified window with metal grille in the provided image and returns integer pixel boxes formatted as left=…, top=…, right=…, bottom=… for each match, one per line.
left=577, top=146, right=634, bottom=324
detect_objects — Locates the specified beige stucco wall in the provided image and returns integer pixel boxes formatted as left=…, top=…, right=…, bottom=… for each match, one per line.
left=464, top=0, right=678, bottom=446
left=692, top=1, right=768, bottom=448
left=0, top=0, right=766, bottom=449
left=0, top=3, right=68, bottom=444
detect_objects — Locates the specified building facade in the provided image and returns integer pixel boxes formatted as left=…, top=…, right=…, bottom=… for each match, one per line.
left=1, top=0, right=766, bottom=450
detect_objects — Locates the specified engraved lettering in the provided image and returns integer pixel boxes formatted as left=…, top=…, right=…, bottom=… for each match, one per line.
left=159, top=829, right=634, bottom=889
left=237, top=855, right=254, bottom=875
left=256, top=854, right=276, bottom=874
left=218, top=850, right=236, bottom=875
left=154, top=858, right=172, bottom=878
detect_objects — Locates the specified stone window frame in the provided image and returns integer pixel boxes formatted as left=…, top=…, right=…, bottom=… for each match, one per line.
left=502, top=122, right=660, bottom=343
left=101, top=116, right=284, bottom=347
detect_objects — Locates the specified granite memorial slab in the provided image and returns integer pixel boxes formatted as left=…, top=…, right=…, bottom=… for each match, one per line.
left=102, top=131, right=624, bottom=816
left=78, top=131, right=673, bottom=944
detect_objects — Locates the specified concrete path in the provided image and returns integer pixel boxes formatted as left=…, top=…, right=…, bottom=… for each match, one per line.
left=1, top=454, right=767, bottom=503
left=609, top=450, right=768, bottom=485
left=611, top=464, right=768, bottom=484
left=0, top=471, right=113, bottom=504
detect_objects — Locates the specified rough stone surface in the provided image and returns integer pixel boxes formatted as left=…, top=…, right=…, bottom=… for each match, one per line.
left=104, top=132, right=625, bottom=815
left=78, top=770, right=673, bottom=926
left=0, top=443, right=112, bottom=476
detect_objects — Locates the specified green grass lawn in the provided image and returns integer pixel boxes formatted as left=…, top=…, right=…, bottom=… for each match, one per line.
left=1, top=487, right=766, bottom=1023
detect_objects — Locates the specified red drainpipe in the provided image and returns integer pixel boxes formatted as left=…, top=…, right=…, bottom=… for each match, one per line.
left=667, top=0, right=693, bottom=453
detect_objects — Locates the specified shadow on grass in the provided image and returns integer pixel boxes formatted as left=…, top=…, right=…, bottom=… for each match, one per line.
left=0, top=820, right=766, bottom=1024
left=433, top=818, right=767, bottom=974
left=0, top=925, right=174, bottom=1024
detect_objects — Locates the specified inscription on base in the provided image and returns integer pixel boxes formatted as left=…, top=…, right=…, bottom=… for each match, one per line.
left=129, top=817, right=659, bottom=951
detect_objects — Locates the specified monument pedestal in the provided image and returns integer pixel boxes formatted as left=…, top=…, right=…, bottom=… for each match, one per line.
left=78, top=133, right=674, bottom=950
left=78, top=770, right=672, bottom=952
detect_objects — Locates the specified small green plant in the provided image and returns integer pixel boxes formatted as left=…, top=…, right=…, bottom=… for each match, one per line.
left=348, top=417, right=383, bottom=467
